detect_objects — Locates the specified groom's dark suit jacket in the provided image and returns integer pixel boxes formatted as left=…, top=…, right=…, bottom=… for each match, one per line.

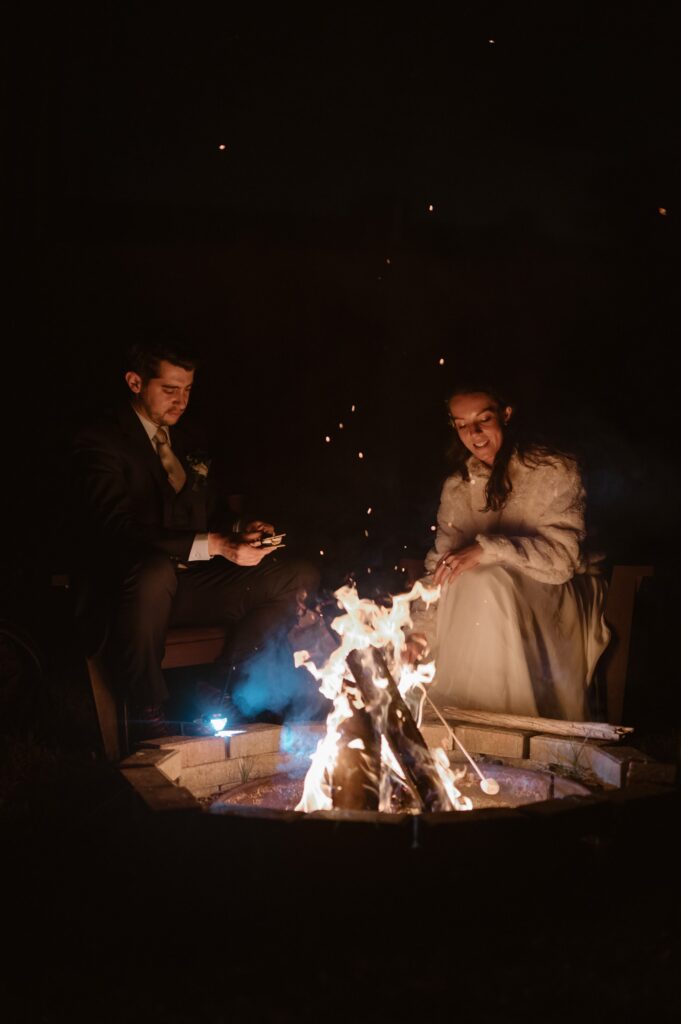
left=71, top=402, right=226, bottom=653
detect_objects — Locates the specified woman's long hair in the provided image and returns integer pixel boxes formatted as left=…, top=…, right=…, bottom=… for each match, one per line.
left=446, top=384, right=573, bottom=512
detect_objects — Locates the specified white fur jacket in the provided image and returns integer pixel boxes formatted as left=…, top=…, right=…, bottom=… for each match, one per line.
left=423, top=452, right=590, bottom=586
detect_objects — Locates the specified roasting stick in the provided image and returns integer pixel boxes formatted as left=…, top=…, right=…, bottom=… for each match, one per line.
left=424, top=695, right=500, bottom=796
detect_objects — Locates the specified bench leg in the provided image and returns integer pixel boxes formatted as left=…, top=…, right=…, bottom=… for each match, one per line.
left=603, top=565, right=654, bottom=725
left=86, top=655, right=128, bottom=762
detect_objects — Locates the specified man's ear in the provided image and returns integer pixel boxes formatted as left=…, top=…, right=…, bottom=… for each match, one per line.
left=503, top=405, right=513, bottom=424
left=125, top=371, right=142, bottom=394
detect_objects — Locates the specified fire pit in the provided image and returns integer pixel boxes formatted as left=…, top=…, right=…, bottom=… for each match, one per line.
left=119, top=582, right=676, bottom=847
left=120, top=717, right=674, bottom=821
left=210, top=757, right=591, bottom=812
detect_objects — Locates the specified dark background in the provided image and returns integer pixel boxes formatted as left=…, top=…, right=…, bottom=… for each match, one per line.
left=4, top=1, right=680, bottom=604
left=2, top=9, right=680, bottom=1019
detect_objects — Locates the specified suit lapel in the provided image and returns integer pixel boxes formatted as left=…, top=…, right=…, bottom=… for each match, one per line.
left=117, top=403, right=168, bottom=490
left=116, top=404, right=204, bottom=526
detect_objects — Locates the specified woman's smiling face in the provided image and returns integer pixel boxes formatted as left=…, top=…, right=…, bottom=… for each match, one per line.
left=448, top=391, right=512, bottom=465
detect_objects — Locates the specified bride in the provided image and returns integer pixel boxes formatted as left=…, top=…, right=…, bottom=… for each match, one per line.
left=407, top=386, right=610, bottom=720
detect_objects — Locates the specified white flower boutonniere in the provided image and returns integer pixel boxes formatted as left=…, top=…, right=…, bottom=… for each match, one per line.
left=186, top=452, right=212, bottom=491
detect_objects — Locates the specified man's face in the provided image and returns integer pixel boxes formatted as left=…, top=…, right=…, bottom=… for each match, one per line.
left=125, top=359, right=195, bottom=427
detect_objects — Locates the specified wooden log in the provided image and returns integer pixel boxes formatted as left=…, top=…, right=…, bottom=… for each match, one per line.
left=346, top=648, right=453, bottom=812
left=438, top=706, right=632, bottom=742
left=332, top=689, right=381, bottom=811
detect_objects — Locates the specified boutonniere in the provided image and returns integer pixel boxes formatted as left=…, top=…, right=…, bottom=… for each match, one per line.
left=185, top=452, right=212, bottom=490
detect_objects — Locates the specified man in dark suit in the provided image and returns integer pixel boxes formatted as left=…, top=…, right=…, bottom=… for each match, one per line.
left=71, top=339, right=320, bottom=740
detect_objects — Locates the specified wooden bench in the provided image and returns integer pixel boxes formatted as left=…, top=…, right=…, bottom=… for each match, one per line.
left=87, top=624, right=228, bottom=763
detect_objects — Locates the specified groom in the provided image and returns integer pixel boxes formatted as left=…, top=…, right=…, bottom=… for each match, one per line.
left=71, top=337, right=320, bottom=739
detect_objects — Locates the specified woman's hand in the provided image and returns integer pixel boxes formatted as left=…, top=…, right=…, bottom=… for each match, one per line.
left=433, top=543, right=483, bottom=586
left=403, top=632, right=429, bottom=665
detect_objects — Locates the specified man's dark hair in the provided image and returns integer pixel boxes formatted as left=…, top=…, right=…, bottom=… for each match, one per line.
left=126, top=336, right=199, bottom=382
left=445, top=382, right=574, bottom=512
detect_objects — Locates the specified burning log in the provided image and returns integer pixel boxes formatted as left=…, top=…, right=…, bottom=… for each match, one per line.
left=294, top=583, right=471, bottom=815
left=331, top=688, right=381, bottom=811
left=345, top=648, right=453, bottom=812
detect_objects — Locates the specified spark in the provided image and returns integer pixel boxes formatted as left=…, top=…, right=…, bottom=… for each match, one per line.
left=351, top=404, right=356, bottom=412
left=386, top=257, right=391, bottom=264
left=430, top=525, right=437, bottom=532
left=319, top=549, right=325, bottom=556
left=427, top=203, right=434, bottom=212
left=367, top=507, right=372, bottom=514
left=438, top=357, right=445, bottom=365
left=658, top=207, right=668, bottom=216
left=488, top=38, right=495, bottom=44
left=393, top=565, right=398, bottom=571
left=364, top=529, right=369, bottom=538
left=358, top=451, right=364, bottom=459
left=325, top=436, right=331, bottom=443
left=338, top=422, right=344, bottom=429
left=367, top=567, right=372, bottom=574
left=218, top=144, right=227, bottom=150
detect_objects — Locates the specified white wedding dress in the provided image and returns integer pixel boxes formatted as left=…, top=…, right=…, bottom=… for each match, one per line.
left=411, top=453, right=610, bottom=720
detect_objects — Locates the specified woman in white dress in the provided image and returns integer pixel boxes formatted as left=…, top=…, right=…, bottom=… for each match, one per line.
left=408, top=387, right=610, bottom=721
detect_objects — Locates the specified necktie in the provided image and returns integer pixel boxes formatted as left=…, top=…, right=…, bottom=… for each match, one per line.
left=154, top=427, right=187, bottom=493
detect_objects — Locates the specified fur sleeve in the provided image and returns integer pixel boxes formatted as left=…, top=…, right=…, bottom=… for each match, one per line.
left=423, top=475, right=470, bottom=574
left=476, top=459, right=586, bottom=584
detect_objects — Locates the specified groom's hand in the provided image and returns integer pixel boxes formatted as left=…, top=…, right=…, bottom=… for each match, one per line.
left=243, top=519, right=275, bottom=537
left=207, top=532, right=275, bottom=565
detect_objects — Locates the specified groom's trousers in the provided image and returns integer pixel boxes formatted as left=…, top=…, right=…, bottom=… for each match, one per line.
left=106, top=550, right=320, bottom=709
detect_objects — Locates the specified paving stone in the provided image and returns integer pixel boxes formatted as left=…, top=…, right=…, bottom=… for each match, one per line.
left=226, top=724, right=283, bottom=759
left=453, top=725, right=528, bottom=758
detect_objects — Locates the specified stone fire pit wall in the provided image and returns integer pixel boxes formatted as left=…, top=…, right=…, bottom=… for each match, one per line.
left=119, top=720, right=676, bottom=814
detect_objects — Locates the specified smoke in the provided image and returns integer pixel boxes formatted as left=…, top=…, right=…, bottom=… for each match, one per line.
left=231, top=638, right=331, bottom=723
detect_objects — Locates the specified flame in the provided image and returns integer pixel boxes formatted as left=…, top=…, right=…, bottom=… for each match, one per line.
left=295, top=581, right=472, bottom=813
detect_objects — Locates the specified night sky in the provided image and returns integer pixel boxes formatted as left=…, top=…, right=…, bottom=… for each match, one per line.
left=5, top=3, right=680, bottom=588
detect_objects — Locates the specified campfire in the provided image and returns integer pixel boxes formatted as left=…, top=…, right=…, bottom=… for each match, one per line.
left=293, top=582, right=496, bottom=814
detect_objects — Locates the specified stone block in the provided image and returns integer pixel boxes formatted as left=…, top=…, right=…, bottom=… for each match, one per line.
left=529, top=735, right=624, bottom=786
left=141, top=785, right=199, bottom=812
left=120, top=766, right=199, bottom=811
left=420, top=723, right=452, bottom=751
left=179, top=750, right=284, bottom=798
left=599, top=746, right=678, bottom=786
left=139, top=735, right=226, bottom=768
left=156, top=748, right=184, bottom=781
left=180, top=737, right=226, bottom=768
left=226, top=723, right=282, bottom=759
left=453, top=724, right=528, bottom=758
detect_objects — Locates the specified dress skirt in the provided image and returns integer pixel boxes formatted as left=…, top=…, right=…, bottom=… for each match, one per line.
left=428, top=565, right=610, bottom=720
